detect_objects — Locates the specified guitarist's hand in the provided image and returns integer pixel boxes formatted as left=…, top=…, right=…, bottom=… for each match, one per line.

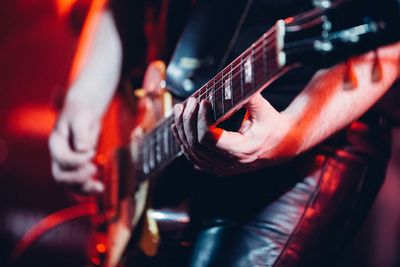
left=49, top=98, right=104, bottom=193
left=172, top=93, right=296, bottom=176
left=172, top=43, right=400, bottom=177
left=49, top=9, right=121, bottom=193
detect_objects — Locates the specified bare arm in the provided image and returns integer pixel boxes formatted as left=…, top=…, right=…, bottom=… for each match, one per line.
left=49, top=9, right=122, bottom=192
left=172, top=42, right=400, bottom=176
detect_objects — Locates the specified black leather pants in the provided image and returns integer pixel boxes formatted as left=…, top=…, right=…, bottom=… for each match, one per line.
left=131, top=115, right=392, bottom=267
left=184, top=116, right=392, bottom=267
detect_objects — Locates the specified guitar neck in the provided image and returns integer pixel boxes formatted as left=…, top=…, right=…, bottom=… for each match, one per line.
left=134, top=21, right=288, bottom=181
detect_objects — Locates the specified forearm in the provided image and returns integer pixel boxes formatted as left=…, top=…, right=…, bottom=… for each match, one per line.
left=65, top=9, right=122, bottom=118
left=282, top=42, right=400, bottom=155
left=171, top=41, right=399, bottom=176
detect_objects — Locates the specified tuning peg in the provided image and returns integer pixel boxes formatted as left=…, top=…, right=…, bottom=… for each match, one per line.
left=312, top=0, right=332, bottom=9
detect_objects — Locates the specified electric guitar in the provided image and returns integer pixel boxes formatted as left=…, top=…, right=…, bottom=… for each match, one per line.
left=90, top=0, right=400, bottom=266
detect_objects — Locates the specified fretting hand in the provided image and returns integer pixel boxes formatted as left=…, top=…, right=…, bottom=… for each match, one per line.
left=172, top=93, right=297, bottom=176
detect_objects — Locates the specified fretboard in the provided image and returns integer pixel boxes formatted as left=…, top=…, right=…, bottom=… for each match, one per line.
left=135, top=21, right=287, bottom=181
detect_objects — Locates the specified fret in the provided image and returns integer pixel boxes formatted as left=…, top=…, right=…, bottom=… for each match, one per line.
left=209, top=78, right=217, bottom=121
left=221, top=71, right=225, bottom=115
left=133, top=24, right=287, bottom=182
left=254, top=46, right=265, bottom=86
left=251, top=44, right=256, bottom=89
left=230, top=65, right=234, bottom=107
left=240, top=56, right=244, bottom=99
left=268, top=34, right=279, bottom=76
left=214, top=72, right=224, bottom=119
left=198, top=84, right=206, bottom=101
left=231, top=59, right=242, bottom=107
left=242, top=50, right=254, bottom=99
left=244, top=53, right=253, bottom=85
left=222, top=66, right=233, bottom=112
left=263, top=33, right=267, bottom=80
left=205, top=81, right=210, bottom=102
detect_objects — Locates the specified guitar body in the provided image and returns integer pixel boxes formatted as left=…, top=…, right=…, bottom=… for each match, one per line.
left=88, top=1, right=400, bottom=264
left=88, top=61, right=172, bottom=267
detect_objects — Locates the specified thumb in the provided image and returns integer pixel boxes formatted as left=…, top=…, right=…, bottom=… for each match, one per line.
left=244, top=93, right=277, bottom=122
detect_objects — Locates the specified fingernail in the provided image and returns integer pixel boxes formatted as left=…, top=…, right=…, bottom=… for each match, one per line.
left=188, top=97, right=195, bottom=104
left=94, top=182, right=104, bottom=193
left=173, top=104, right=183, bottom=115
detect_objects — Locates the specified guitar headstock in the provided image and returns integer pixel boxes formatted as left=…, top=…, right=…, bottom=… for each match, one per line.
left=282, top=0, right=400, bottom=67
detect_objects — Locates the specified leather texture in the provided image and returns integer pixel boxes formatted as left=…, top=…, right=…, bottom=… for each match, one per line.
left=183, top=116, right=392, bottom=267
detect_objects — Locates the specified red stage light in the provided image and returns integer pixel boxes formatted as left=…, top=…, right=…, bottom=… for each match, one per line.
left=95, top=243, right=107, bottom=253
left=56, top=0, right=77, bottom=17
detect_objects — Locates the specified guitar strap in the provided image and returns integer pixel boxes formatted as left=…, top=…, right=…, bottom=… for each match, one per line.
left=166, top=0, right=252, bottom=99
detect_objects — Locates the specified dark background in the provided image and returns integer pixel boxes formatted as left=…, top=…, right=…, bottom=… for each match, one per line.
left=0, top=1, right=399, bottom=266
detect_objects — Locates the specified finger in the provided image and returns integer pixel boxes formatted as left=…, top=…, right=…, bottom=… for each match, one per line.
left=182, top=97, right=199, bottom=150
left=244, top=93, right=278, bottom=122
left=54, top=115, right=69, bottom=137
left=173, top=120, right=232, bottom=173
left=181, top=99, right=224, bottom=154
left=171, top=124, right=212, bottom=168
left=70, top=113, right=100, bottom=152
left=172, top=123, right=193, bottom=160
left=196, top=99, right=219, bottom=146
left=173, top=103, right=190, bottom=150
left=49, top=131, right=94, bottom=168
left=81, top=179, right=104, bottom=194
left=177, top=99, right=240, bottom=167
left=52, top=162, right=97, bottom=185
left=197, top=100, right=253, bottom=157
left=196, top=100, right=242, bottom=150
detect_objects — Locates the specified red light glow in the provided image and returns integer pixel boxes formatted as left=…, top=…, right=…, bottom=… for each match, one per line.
left=7, top=105, right=57, bottom=138
left=285, top=17, right=294, bottom=24
left=96, top=243, right=107, bottom=253
left=56, top=0, right=77, bottom=17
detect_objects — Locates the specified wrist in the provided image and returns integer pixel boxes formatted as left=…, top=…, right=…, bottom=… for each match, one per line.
left=271, top=111, right=304, bottom=159
left=64, top=88, right=107, bottom=119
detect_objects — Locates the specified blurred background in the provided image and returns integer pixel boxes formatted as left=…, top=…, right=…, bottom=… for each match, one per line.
left=0, top=1, right=99, bottom=266
left=0, top=0, right=399, bottom=266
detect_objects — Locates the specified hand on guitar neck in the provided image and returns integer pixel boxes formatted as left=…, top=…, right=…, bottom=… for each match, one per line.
left=172, top=43, right=400, bottom=177
left=172, top=93, right=295, bottom=176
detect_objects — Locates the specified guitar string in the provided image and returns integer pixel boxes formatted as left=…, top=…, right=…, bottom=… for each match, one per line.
left=141, top=32, right=278, bottom=141
left=141, top=37, right=278, bottom=144
left=195, top=29, right=278, bottom=101
left=137, top=28, right=282, bottom=169
left=138, top=38, right=279, bottom=158
left=196, top=47, right=278, bottom=110
left=139, top=38, right=282, bottom=166
left=140, top=45, right=278, bottom=164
